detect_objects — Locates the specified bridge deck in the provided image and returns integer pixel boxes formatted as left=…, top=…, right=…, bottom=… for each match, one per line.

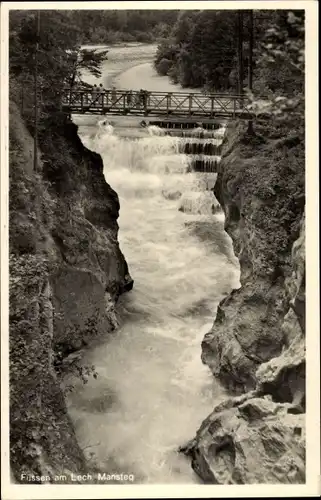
left=61, top=89, right=253, bottom=120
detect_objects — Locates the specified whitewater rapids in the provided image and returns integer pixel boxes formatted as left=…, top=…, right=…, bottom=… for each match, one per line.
left=64, top=121, right=240, bottom=484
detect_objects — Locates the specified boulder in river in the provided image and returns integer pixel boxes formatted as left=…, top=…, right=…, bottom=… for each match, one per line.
left=180, top=394, right=305, bottom=484
left=162, top=189, right=182, bottom=200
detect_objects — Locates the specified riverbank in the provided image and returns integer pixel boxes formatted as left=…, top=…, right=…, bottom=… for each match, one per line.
left=9, top=97, right=133, bottom=481
left=80, top=43, right=157, bottom=88
left=181, top=120, right=306, bottom=483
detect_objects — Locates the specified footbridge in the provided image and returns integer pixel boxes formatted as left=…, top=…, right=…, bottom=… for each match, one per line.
left=61, top=88, right=253, bottom=120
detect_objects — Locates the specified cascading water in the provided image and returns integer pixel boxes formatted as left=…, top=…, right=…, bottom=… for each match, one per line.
left=64, top=121, right=240, bottom=484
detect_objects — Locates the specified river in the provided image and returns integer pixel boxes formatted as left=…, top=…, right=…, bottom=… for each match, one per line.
left=66, top=44, right=240, bottom=484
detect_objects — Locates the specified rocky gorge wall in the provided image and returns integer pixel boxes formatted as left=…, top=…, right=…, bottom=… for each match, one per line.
left=181, top=121, right=306, bottom=484
left=9, top=101, right=133, bottom=481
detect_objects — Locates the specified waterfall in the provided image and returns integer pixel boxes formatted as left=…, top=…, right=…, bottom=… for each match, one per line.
left=64, top=121, right=240, bottom=484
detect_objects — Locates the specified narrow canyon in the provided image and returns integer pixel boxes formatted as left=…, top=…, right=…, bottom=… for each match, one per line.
left=9, top=40, right=306, bottom=486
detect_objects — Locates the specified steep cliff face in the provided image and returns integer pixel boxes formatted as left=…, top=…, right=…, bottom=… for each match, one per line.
left=9, top=101, right=133, bottom=481
left=181, top=122, right=305, bottom=483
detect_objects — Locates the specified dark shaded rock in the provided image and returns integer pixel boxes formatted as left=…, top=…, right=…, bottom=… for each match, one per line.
left=204, top=122, right=305, bottom=392
left=9, top=100, right=133, bottom=480
left=186, top=122, right=305, bottom=484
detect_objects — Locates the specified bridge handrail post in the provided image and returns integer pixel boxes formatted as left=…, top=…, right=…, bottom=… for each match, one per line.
left=144, top=92, right=148, bottom=110
left=189, top=94, right=193, bottom=113
left=143, top=91, right=149, bottom=114
left=211, top=96, right=214, bottom=117
left=240, top=93, right=244, bottom=110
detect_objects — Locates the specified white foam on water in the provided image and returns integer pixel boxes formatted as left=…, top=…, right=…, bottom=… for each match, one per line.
left=65, top=119, right=239, bottom=484
left=148, top=125, right=166, bottom=136
left=179, top=137, right=222, bottom=147
left=178, top=191, right=220, bottom=216
left=191, top=154, right=221, bottom=164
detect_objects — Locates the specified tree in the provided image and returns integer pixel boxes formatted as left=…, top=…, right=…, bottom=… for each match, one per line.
left=250, top=10, right=304, bottom=138
left=63, top=10, right=179, bottom=45
left=154, top=10, right=238, bottom=91
left=67, top=48, right=109, bottom=89
left=10, top=11, right=109, bottom=92
left=154, top=8, right=304, bottom=104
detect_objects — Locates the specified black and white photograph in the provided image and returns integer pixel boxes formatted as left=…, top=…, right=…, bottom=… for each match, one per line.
left=1, top=1, right=319, bottom=498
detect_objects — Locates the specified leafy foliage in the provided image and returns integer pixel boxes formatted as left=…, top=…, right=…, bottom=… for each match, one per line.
left=67, top=48, right=109, bottom=89
left=253, top=10, right=304, bottom=94
left=68, top=10, right=179, bottom=44
left=9, top=10, right=109, bottom=127
left=9, top=254, right=50, bottom=322
left=154, top=9, right=305, bottom=102
left=154, top=10, right=238, bottom=91
left=249, top=10, right=304, bottom=140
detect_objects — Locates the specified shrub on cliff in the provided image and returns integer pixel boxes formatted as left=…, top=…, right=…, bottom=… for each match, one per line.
left=245, top=11, right=303, bottom=124
left=156, top=57, right=173, bottom=76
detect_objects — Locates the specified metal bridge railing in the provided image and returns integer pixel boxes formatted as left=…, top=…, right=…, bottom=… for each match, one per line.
left=60, top=89, right=253, bottom=119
